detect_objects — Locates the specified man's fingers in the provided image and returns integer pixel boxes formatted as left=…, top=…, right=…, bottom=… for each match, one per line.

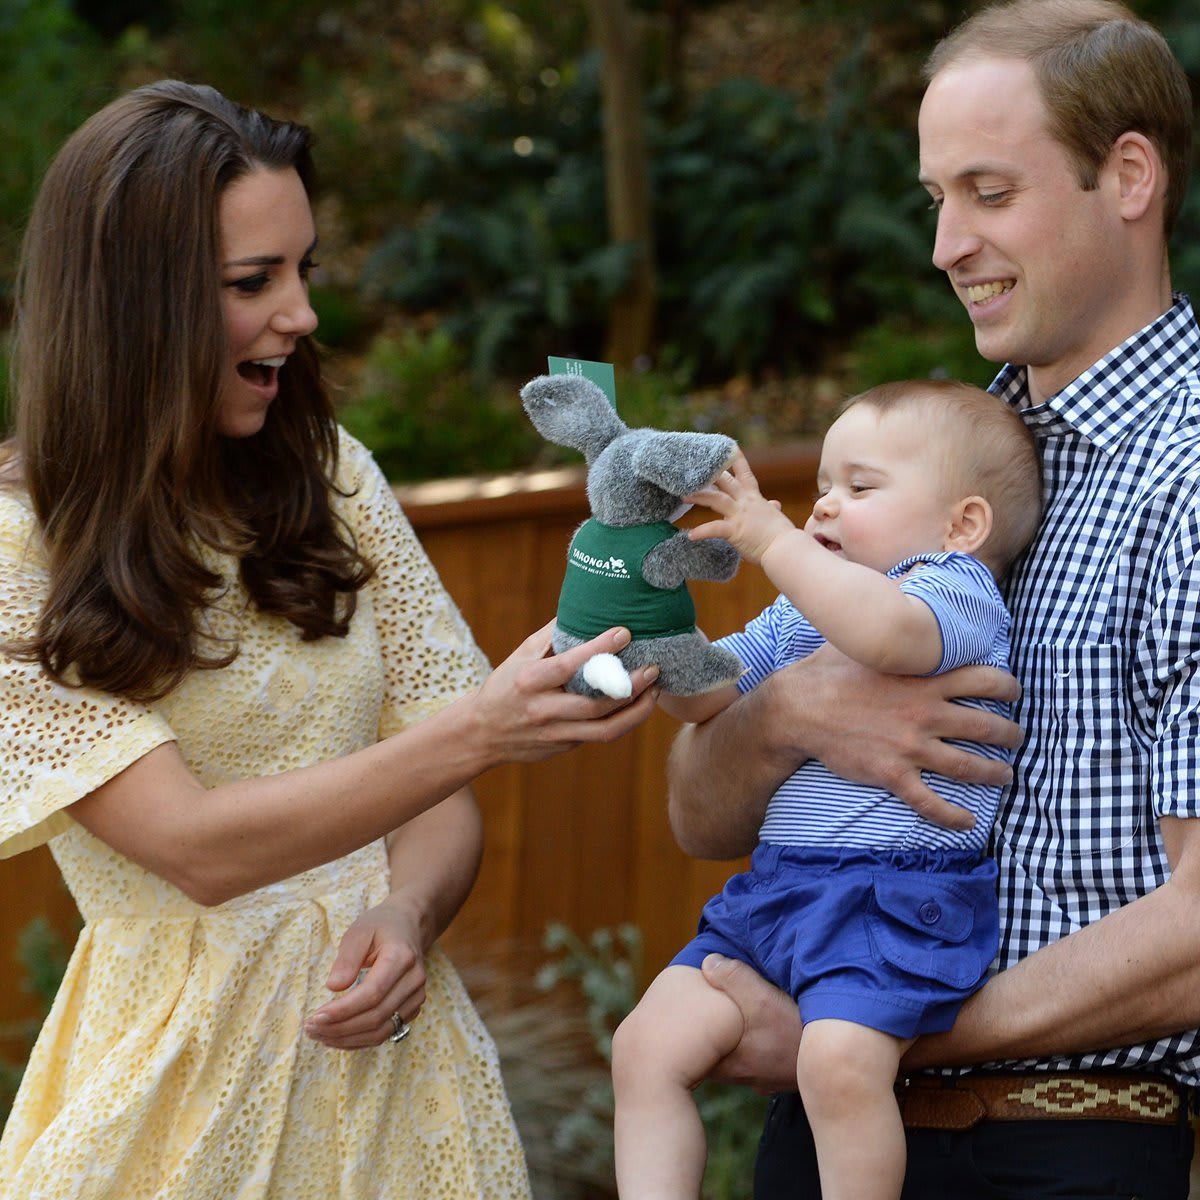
left=925, top=742, right=1014, bottom=788
left=934, top=704, right=1024, bottom=753
left=700, top=952, right=757, bottom=1009
left=893, top=776, right=976, bottom=831
left=942, top=665, right=1022, bottom=706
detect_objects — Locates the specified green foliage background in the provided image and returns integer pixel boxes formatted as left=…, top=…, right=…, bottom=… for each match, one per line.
left=2, top=1, right=1198, bottom=478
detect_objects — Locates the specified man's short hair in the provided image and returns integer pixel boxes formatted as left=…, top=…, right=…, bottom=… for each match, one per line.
left=924, top=0, right=1193, bottom=234
left=843, top=379, right=1043, bottom=575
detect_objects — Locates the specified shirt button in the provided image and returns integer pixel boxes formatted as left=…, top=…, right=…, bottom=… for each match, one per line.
left=918, top=901, right=941, bottom=926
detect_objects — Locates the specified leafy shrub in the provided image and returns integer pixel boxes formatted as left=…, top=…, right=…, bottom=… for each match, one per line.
left=0, top=917, right=73, bottom=1128
left=0, top=0, right=114, bottom=293
left=336, top=328, right=543, bottom=482
left=361, top=56, right=629, bottom=380
left=844, top=319, right=992, bottom=393
left=362, top=36, right=960, bottom=388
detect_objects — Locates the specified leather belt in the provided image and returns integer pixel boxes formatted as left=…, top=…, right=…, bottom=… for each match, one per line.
left=896, top=1072, right=1187, bottom=1131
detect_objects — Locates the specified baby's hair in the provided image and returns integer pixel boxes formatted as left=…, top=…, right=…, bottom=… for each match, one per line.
left=841, top=379, right=1042, bottom=575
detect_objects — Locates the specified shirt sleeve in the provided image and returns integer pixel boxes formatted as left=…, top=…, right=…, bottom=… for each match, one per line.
left=333, top=430, right=490, bottom=740
left=717, top=595, right=818, bottom=695
left=0, top=496, right=175, bottom=859
left=1147, top=503, right=1200, bottom=819
left=898, top=554, right=1011, bottom=675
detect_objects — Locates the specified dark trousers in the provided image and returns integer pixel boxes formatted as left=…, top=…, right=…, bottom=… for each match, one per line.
left=754, top=1092, right=1195, bottom=1199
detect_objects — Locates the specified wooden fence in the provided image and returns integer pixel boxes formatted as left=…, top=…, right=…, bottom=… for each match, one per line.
left=0, top=442, right=820, bottom=1049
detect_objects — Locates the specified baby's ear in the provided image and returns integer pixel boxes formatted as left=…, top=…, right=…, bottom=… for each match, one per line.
left=631, top=432, right=736, bottom=496
left=946, top=495, right=993, bottom=556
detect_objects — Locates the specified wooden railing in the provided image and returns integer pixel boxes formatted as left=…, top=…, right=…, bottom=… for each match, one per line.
left=0, top=443, right=820, bottom=1049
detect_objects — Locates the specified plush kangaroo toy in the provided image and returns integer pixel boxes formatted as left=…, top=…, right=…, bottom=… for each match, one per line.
left=521, top=373, right=744, bottom=698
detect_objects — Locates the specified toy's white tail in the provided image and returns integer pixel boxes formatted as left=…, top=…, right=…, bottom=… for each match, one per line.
left=582, top=653, right=633, bottom=699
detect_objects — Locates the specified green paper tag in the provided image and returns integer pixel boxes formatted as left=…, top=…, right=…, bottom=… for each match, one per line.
left=547, top=356, right=617, bottom=410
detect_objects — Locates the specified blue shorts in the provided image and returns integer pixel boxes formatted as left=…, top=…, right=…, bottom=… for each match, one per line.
left=670, top=843, right=999, bottom=1038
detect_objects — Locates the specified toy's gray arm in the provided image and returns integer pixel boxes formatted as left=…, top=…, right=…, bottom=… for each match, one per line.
left=643, top=532, right=740, bottom=589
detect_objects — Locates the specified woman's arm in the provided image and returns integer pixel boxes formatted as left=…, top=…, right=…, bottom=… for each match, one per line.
left=303, top=787, right=484, bottom=1049
left=70, top=623, right=658, bottom=906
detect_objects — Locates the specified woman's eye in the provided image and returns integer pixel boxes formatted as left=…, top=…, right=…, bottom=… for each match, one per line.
left=978, top=190, right=1009, bottom=206
left=299, top=258, right=320, bottom=281
left=227, top=273, right=268, bottom=296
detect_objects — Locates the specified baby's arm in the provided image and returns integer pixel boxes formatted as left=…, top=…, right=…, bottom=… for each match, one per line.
left=687, top=453, right=942, bottom=676
left=658, top=683, right=741, bottom=725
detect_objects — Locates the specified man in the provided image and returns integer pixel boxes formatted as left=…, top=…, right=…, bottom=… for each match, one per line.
left=667, top=2, right=1200, bottom=1195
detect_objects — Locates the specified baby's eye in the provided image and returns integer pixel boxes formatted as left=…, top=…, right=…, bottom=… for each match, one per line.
left=848, top=482, right=872, bottom=495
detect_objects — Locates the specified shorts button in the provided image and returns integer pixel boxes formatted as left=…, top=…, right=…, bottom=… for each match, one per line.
left=918, top=901, right=941, bottom=925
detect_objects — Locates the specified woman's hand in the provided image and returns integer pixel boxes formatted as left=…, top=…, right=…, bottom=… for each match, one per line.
left=304, top=893, right=429, bottom=1049
left=469, top=621, right=660, bottom=766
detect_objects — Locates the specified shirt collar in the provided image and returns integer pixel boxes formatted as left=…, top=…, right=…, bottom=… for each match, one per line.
left=989, top=294, right=1200, bottom=453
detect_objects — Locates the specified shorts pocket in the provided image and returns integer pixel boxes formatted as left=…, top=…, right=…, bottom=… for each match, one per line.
left=865, top=870, right=998, bottom=990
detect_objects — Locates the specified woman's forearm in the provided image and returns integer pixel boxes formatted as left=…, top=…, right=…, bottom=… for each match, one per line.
left=70, top=624, right=659, bottom=905
left=74, top=694, right=498, bottom=905
left=384, top=787, right=484, bottom=950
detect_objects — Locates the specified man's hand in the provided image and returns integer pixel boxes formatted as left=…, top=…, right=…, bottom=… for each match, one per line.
left=669, top=643, right=1022, bottom=858
left=701, top=954, right=803, bottom=1093
left=795, top=644, right=1022, bottom=830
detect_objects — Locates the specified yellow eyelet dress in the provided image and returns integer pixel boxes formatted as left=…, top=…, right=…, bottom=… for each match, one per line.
left=0, top=431, right=531, bottom=1199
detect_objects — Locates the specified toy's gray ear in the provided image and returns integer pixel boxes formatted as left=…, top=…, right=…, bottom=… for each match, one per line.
left=631, top=432, right=737, bottom=496
left=520, top=374, right=627, bottom=463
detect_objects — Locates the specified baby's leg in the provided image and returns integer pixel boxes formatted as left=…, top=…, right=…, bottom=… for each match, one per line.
left=795, top=1019, right=912, bottom=1200
left=612, top=964, right=747, bottom=1200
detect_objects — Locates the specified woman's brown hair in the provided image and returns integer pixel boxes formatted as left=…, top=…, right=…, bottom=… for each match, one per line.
left=8, top=80, right=373, bottom=703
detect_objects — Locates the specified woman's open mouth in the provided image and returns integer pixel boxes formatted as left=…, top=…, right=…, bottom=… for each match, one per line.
left=236, top=356, right=286, bottom=397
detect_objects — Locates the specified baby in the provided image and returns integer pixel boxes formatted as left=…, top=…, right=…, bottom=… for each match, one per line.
left=610, top=379, right=1042, bottom=1200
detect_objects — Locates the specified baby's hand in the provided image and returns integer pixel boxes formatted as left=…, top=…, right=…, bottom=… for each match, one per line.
left=684, top=451, right=795, bottom=564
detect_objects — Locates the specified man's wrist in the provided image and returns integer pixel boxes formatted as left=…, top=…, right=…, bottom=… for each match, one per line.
left=753, top=655, right=820, bottom=768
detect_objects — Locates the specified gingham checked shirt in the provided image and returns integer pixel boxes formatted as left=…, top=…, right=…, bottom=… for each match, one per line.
left=988, top=294, right=1200, bottom=1084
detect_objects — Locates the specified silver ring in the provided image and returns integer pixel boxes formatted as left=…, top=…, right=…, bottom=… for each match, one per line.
left=388, top=1012, right=411, bottom=1044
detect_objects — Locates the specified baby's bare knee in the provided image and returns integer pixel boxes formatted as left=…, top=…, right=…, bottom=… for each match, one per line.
left=797, top=1023, right=893, bottom=1120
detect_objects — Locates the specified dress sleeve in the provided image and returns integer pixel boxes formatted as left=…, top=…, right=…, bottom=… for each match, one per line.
left=334, top=431, right=490, bottom=740
left=0, top=496, right=175, bottom=859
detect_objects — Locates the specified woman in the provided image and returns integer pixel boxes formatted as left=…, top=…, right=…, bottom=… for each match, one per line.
left=0, top=80, right=657, bottom=1198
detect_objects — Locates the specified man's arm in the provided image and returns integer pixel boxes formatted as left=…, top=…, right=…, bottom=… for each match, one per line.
left=905, top=815, right=1200, bottom=1069
left=668, top=643, right=1022, bottom=858
left=701, top=817, right=1200, bottom=1088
